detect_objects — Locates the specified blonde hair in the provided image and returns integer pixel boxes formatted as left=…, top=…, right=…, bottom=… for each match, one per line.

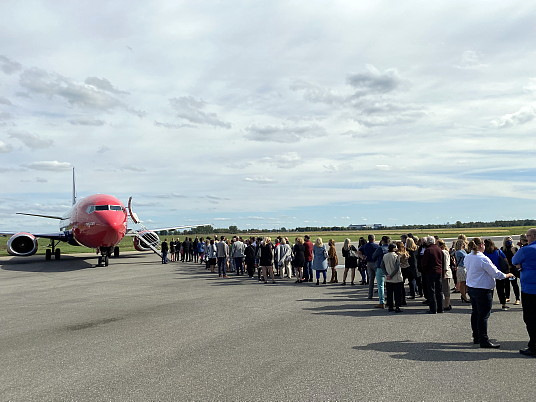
left=343, top=238, right=351, bottom=250
left=405, top=237, right=417, bottom=251
left=315, top=237, right=323, bottom=247
left=455, top=239, right=467, bottom=251
left=296, top=237, right=304, bottom=245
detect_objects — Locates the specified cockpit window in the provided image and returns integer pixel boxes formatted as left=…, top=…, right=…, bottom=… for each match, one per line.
left=87, top=205, right=124, bottom=213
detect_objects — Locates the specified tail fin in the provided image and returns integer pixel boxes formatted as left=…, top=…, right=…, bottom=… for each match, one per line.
left=72, top=167, right=77, bottom=205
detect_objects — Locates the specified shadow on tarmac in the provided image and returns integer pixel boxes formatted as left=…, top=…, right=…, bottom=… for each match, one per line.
left=353, top=340, right=527, bottom=361
left=0, top=252, right=151, bottom=272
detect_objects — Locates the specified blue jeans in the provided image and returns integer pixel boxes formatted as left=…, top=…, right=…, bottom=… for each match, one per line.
left=375, top=267, right=386, bottom=304
left=162, top=251, right=168, bottom=264
left=304, top=261, right=313, bottom=281
left=468, top=287, right=493, bottom=343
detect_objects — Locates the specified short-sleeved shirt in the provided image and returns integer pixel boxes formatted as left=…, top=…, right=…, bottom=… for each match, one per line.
left=512, top=241, right=536, bottom=294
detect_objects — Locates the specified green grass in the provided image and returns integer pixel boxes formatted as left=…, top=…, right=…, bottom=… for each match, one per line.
left=1, top=226, right=531, bottom=257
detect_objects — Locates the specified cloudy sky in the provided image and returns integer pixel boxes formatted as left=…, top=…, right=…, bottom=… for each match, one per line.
left=1, top=1, right=536, bottom=233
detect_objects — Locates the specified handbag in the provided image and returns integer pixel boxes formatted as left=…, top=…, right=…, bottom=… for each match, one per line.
left=348, top=247, right=358, bottom=258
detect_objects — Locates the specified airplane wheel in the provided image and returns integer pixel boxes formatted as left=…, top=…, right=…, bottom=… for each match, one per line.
left=55, top=248, right=61, bottom=260
left=104, top=255, right=109, bottom=267
left=45, top=249, right=52, bottom=261
left=113, top=246, right=120, bottom=258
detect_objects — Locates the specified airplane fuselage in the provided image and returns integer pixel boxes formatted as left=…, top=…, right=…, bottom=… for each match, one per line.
left=61, top=194, right=128, bottom=249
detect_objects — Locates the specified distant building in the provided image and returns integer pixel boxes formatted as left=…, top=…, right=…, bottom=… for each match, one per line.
left=348, top=224, right=368, bottom=230
left=372, top=224, right=383, bottom=229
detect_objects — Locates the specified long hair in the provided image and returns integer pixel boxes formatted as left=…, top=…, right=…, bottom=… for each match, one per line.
left=343, top=238, right=351, bottom=250
left=484, top=238, right=497, bottom=254
left=315, top=237, right=323, bottom=248
left=405, top=237, right=417, bottom=252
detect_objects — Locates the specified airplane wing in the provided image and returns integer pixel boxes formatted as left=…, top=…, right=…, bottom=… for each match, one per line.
left=125, top=224, right=211, bottom=235
left=0, top=231, right=70, bottom=241
left=16, top=213, right=64, bottom=220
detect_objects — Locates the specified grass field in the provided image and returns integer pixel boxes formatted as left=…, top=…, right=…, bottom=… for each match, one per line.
left=1, top=226, right=531, bottom=257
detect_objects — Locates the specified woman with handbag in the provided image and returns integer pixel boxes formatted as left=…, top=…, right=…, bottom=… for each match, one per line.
left=483, top=239, right=510, bottom=310
left=328, top=239, right=339, bottom=283
left=313, top=237, right=329, bottom=285
left=501, top=236, right=521, bottom=305
left=341, top=238, right=358, bottom=285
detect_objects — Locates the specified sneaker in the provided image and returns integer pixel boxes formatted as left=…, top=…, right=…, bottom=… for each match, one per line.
left=506, top=298, right=510, bottom=303
left=514, top=300, right=521, bottom=305
left=502, top=305, right=510, bottom=310
left=519, top=348, right=536, bottom=357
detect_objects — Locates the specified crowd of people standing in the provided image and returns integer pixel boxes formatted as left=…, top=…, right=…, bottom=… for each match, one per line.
left=160, top=229, right=536, bottom=357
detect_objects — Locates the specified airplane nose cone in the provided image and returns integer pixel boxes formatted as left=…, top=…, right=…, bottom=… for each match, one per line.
left=93, top=213, right=127, bottom=247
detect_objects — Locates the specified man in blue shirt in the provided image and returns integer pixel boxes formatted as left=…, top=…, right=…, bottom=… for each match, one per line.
left=359, top=235, right=379, bottom=299
left=512, top=228, right=536, bottom=357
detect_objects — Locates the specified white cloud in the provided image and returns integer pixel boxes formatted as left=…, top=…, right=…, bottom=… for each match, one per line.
left=9, top=130, right=53, bottom=149
left=245, top=124, right=326, bottom=142
left=492, top=105, right=536, bottom=128
left=24, top=161, right=72, bottom=171
left=0, top=55, right=22, bottom=74
left=244, top=177, right=276, bottom=184
left=169, top=96, right=231, bottom=128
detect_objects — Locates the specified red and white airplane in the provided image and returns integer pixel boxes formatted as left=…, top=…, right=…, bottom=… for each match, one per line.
left=2, top=170, right=200, bottom=266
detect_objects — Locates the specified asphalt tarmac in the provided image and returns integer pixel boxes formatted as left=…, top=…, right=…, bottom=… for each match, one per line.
left=0, top=249, right=533, bottom=401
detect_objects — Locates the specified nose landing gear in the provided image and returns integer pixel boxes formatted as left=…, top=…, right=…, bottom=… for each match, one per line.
left=97, top=247, right=112, bottom=267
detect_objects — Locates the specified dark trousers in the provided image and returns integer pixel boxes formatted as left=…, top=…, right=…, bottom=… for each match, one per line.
left=426, top=272, right=443, bottom=313
left=506, top=278, right=520, bottom=301
left=234, top=257, right=244, bottom=275
left=217, top=257, right=226, bottom=276
left=495, top=278, right=508, bottom=305
left=468, top=287, right=493, bottom=344
left=522, top=292, right=536, bottom=352
left=386, top=282, right=403, bottom=309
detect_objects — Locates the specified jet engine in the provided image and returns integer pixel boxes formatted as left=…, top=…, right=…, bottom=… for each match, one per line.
left=7, top=232, right=38, bottom=256
left=133, top=230, right=160, bottom=252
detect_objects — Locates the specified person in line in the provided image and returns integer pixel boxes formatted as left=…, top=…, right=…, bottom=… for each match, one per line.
left=359, top=235, right=379, bottom=299
left=169, top=239, right=176, bottom=262
left=357, top=237, right=368, bottom=285
left=383, top=243, right=403, bottom=313
left=303, top=235, right=314, bottom=282
left=395, top=241, right=409, bottom=306
left=231, top=236, right=246, bottom=276
left=483, top=239, right=510, bottom=310
left=216, top=236, right=229, bottom=278
left=293, top=237, right=306, bottom=283
left=421, top=236, right=444, bottom=314
left=455, top=239, right=470, bottom=303
left=260, top=237, right=275, bottom=284
left=405, top=237, right=419, bottom=299
left=512, top=228, right=536, bottom=357
left=437, top=239, right=453, bottom=311
left=313, top=237, right=328, bottom=285
left=244, top=239, right=257, bottom=278
left=465, top=237, right=514, bottom=348
left=207, top=238, right=217, bottom=272
left=341, top=238, right=358, bottom=286
left=501, top=236, right=521, bottom=305
left=371, top=236, right=390, bottom=309
left=328, top=239, right=339, bottom=283
left=277, top=238, right=293, bottom=279
left=161, top=239, right=169, bottom=264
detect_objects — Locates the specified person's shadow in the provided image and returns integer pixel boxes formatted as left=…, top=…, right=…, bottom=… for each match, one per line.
left=353, top=340, right=526, bottom=361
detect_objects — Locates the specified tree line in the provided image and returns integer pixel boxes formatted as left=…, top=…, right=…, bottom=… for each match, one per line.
left=156, top=219, right=536, bottom=236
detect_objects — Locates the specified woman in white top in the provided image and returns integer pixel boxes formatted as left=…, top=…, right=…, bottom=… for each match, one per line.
left=465, top=237, right=514, bottom=348
left=437, top=239, right=453, bottom=311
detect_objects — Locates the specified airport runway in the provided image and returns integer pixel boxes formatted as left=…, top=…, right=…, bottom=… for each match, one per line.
left=0, top=250, right=533, bottom=401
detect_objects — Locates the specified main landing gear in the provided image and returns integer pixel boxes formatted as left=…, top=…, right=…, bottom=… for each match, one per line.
left=45, top=241, right=61, bottom=261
